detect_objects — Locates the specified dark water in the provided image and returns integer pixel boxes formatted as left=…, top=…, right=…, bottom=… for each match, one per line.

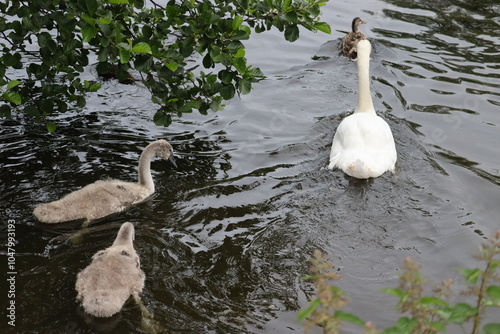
left=1, top=0, right=499, bottom=333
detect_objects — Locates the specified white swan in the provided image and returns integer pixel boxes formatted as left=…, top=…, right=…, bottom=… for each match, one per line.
left=75, top=222, right=145, bottom=318
left=33, top=140, right=176, bottom=224
left=328, top=40, right=397, bottom=179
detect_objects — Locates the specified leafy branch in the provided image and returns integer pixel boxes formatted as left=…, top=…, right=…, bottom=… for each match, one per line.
left=0, top=0, right=331, bottom=130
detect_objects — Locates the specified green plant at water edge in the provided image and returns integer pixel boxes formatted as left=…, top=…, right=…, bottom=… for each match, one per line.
left=0, top=0, right=331, bottom=131
left=298, top=249, right=368, bottom=333
left=300, top=231, right=500, bottom=334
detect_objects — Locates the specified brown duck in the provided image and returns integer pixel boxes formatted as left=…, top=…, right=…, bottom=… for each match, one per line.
left=342, top=17, right=367, bottom=59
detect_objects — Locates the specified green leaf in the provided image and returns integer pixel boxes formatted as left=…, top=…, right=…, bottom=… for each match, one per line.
left=284, top=24, right=299, bottom=42
left=210, top=47, right=225, bottom=63
left=220, top=84, right=235, bottom=100
left=210, top=96, right=223, bottom=112
left=119, top=48, right=131, bottom=63
left=419, top=296, right=447, bottom=307
left=234, top=48, right=245, bottom=58
left=236, top=0, right=249, bottom=10
left=435, top=303, right=477, bottom=323
left=232, top=57, right=246, bottom=75
left=486, top=286, right=500, bottom=299
left=382, top=288, right=406, bottom=298
left=232, top=15, right=243, bottom=30
left=98, top=17, right=112, bottom=24
left=2, top=91, right=22, bottom=105
left=457, top=268, right=482, bottom=284
left=0, top=104, right=11, bottom=118
left=491, top=259, right=500, bottom=271
left=80, top=14, right=96, bottom=25
left=165, top=5, right=178, bottom=18
left=381, top=317, right=417, bottom=334
left=63, top=39, right=80, bottom=53
left=333, top=310, right=365, bottom=326
left=108, top=0, right=129, bottom=4
left=238, top=78, right=251, bottom=95
left=132, top=42, right=152, bottom=54
left=429, top=321, right=446, bottom=332
left=314, top=21, right=331, bottom=34
left=283, top=0, right=292, bottom=10
left=7, top=80, right=21, bottom=90
left=207, top=75, right=217, bottom=85
left=485, top=286, right=500, bottom=306
left=202, top=53, right=213, bottom=68
left=481, top=323, right=500, bottom=334
left=46, top=122, right=57, bottom=133
left=284, top=11, right=298, bottom=23
left=153, top=110, right=170, bottom=126
left=166, top=61, right=178, bottom=72
left=227, top=41, right=244, bottom=51
left=84, top=80, right=101, bottom=92
left=134, top=55, right=154, bottom=72
left=250, top=67, right=265, bottom=78
left=85, top=0, right=98, bottom=13
left=297, top=299, right=320, bottom=322
left=82, top=24, right=98, bottom=43
left=37, top=32, right=53, bottom=48
left=218, top=70, right=235, bottom=84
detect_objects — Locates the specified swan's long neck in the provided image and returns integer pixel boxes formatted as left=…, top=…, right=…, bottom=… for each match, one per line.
left=355, top=44, right=375, bottom=114
left=112, top=223, right=134, bottom=247
left=138, top=145, right=156, bottom=192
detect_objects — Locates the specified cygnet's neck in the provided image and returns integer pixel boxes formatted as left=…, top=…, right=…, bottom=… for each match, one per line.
left=138, top=144, right=156, bottom=192
left=355, top=43, right=376, bottom=114
left=112, top=222, right=135, bottom=247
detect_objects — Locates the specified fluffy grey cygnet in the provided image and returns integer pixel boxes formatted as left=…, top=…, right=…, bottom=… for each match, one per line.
left=75, top=222, right=145, bottom=318
left=33, top=140, right=175, bottom=224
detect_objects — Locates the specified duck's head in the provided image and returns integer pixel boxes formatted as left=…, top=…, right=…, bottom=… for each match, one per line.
left=352, top=17, right=366, bottom=32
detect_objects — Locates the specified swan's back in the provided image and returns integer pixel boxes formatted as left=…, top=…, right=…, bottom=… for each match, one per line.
left=76, top=223, right=145, bottom=317
left=329, top=113, right=397, bottom=179
left=33, top=180, right=150, bottom=223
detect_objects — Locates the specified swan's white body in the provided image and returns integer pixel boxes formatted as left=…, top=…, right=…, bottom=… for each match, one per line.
left=76, top=222, right=145, bottom=318
left=329, top=40, right=397, bottom=179
left=33, top=140, right=175, bottom=223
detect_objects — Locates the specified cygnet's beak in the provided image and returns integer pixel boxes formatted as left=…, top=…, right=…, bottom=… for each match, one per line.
left=360, top=20, right=367, bottom=24
left=168, top=154, right=178, bottom=168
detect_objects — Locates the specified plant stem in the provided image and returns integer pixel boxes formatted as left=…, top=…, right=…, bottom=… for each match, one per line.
left=471, top=235, right=499, bottom=334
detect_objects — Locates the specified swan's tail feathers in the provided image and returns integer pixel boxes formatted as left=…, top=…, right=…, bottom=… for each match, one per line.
left=347, top=159, right=366, bottom=172
left=327, top=160, right=337, bottom=170
left=112, top=222, right=135, bottom=246
left=328, top=151, right=341, bottom=170
left=80, top=290, right=127, bottom=318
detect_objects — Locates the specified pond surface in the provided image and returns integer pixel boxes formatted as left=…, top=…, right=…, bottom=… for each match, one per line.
left=1, top=0, right=499, bottom=333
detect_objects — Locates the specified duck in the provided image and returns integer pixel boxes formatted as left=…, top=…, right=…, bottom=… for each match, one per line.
left=33, top=139, right=176, bottom=224
left=75, top=222, right=145, bottom=318
left=342, top=17, right=367, bottom=59
left=328, top=39, right=397, bottom=179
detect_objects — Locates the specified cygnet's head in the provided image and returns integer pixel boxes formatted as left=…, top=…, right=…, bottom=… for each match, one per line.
left=112, top=222, right=136, bottom=247
left=352, top=17, right=366, bottom=32
left=153, top=139, right=177, bottom=167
